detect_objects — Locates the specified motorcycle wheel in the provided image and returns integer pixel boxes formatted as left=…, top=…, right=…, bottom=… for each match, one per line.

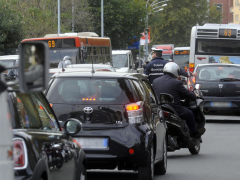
left=138, top=144, right=154, bottom=180
left=188, top=141, right=201, bottom=155
left=154, top=136, right=167, bottom=175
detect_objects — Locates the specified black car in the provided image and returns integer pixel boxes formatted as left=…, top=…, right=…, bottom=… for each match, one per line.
left=10, top=90, right=87, bottom=180
left=189, top=63, right=240, bottom=120
left=45, top=71, right=167, bottom=180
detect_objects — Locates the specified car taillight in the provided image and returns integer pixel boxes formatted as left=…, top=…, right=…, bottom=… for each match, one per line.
left=13, top=138, right=27, bottom=169
left=188, top=76, right=195, bottom=91
left=189, top=63, right=195, bottom=73
left=126, top=101, right=143, bottom=124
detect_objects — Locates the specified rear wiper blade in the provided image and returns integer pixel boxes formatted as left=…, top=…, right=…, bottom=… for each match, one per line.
left=220, top=78, right=240, bottom=81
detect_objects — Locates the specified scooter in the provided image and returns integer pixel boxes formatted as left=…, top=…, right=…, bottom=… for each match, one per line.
left=160, top=85, right=205, bottom=155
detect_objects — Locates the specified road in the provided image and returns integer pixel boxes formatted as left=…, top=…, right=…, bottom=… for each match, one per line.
left=87, top=121, right=240, bottom=180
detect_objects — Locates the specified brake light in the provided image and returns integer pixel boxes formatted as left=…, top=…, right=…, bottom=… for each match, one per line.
left=126, top=101, right=143, bottom=124
left=13, top=138, right=27, bottom=169
left=82, top=98, right=96, bottom=101
left=49, top=103, right=53, bottom=107
left=163, top=111, right=170, bottom=118
left=189, top=63, right=194, bottom=73
left=126, top=104, right=139, bottom=111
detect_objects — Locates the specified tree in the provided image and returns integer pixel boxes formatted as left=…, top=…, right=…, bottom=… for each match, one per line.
left=88, top=0, right=147, bottom=49
left=9, top=0, right=94, bottom=38
left=0, top=1, right=24, bottom=55
left=148, top=0, right=222, bottom=47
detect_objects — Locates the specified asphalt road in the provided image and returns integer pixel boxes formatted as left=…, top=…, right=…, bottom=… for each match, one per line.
left=87, top=121, right=240, bottom=180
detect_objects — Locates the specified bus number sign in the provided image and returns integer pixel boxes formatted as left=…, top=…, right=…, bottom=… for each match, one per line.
left=48, top=40, right=55, bottom=48
left=219, top=29, right=237, bottom=38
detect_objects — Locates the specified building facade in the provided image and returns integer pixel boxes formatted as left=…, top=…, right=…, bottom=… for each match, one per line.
left=209, top=0, right=233, bottom=24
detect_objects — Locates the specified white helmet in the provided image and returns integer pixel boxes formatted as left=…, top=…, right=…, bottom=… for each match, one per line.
left=163, top=62, right=180, bottom=78
left=63, top=56, right=72, bottom=61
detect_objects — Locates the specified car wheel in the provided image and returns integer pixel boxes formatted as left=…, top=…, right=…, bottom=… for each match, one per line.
left=189, top=141, right=201, bottom=155
left=138, top=145, right=154, bottom=180
left=78, top=165, right=87, bottom=180
left=154, top=136, right=167, bottom=175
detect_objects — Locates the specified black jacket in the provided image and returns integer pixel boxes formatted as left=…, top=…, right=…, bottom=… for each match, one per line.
left=144, top=57, right=189, bottom=84
left=152, top=74, right=196, bottom=116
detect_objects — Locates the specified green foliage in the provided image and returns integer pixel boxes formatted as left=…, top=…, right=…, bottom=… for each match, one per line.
left=0, top=1, right=24, bottom=55
left=148, top=0, right=222, bottom=47
left=88, top=0, right=146, bottom=49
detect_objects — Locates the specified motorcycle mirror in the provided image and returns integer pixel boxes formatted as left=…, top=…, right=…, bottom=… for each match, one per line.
left=64, top=118, right=82, bottom=135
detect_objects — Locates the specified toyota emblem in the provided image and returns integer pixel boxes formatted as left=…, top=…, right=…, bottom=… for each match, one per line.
left=218, top=84, right=223, bottom=89
left=83, top=107, right=93, bottom=114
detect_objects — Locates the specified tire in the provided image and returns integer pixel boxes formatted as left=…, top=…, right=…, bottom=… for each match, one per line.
left=189, top=141, right=201, bottom=155
left=138, top=145, right=154, bottom=180
left=154, top=136, right=167, bottom=175
left=78, top=165, right=87, bottom=180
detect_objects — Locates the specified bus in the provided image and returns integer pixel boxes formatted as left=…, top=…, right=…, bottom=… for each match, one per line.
left=189, top=23, right=240, bottom=72
left=173, top=47, right=190, bottom=70
left=22, top=32, right=112, bottom=68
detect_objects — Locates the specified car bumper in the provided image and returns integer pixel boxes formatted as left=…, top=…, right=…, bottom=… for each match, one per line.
left=73, top=124, right=152, bottom=169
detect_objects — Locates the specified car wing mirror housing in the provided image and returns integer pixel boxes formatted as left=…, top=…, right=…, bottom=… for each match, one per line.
left=19, top=41, right=49, bottom=93
left=159, top=93, right=174, bottom=104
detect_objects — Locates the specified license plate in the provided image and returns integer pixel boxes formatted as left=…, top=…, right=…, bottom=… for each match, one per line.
left=74, top=137, right=108, bottom=149
left=210, top=102, right=232, bottom=108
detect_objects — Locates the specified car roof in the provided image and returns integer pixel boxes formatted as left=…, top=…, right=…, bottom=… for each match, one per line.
left=51, top=71, right=141, bottom=79
left=112, top=50, right=131, bottom=54
left=67, top=64, right=113, bottom=68
left=196, top=63, right=240, bottom=67
left=0, top=55, right=19, bottom=60
left=174, top=47, right=190, bottom=51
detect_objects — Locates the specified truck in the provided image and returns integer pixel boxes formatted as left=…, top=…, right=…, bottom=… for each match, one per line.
left=112, top=50, right=144, bottom=73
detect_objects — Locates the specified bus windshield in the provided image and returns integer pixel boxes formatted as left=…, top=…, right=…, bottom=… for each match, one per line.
left=49, top=48, right=79, bottom=68
left=174, top=54, right=189, bottom=68
left=197, top=39, right=240, bottom=55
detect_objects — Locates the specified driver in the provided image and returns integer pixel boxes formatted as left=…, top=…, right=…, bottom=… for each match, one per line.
left=152, top=62, right=205, bottom=139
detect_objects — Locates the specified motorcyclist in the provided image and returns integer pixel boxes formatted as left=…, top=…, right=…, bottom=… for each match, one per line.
left=144, top=48, right=196, bottom=84
left=152, top=62, right=205, bottom=139
left=58, top=56, right=72, bottom=69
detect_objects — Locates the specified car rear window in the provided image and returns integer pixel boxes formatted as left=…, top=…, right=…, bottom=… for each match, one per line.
left=47, top=77, right=135, bottom=104
left=196, top=65, right=240, bottom=81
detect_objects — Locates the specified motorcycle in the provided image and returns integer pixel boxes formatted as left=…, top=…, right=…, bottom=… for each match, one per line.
left=160, top=84, right=205, bottom=155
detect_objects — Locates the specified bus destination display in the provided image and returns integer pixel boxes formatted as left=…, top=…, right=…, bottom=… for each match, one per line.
left=219, top=29, right=237, bottom=38
left=42, top=38, right=76, bottom=48
left=174, top=50, right=190, bottom=55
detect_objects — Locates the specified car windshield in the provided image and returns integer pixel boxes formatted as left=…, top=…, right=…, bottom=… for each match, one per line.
left=112, top=54, right=128, bottom=68
left=196, top=65, right=240, bottom=81
left=47, top=77, right=134, bottom=104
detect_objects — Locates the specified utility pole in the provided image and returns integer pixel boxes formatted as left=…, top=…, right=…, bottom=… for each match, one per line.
left=58, top=0, right=60, bottom=34
left=101, top=0, right=104, bottom=37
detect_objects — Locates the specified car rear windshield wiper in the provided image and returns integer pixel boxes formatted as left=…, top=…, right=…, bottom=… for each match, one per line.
left=220, top=78, right=240, bottom=81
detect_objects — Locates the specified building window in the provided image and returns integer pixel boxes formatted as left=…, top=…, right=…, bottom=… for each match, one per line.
left=235, top=14, right=239, bottom=22
left=215, top=4, right=223, bottom=14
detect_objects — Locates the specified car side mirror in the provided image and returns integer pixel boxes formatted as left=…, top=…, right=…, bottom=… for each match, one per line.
left=63, top=118, right=82, bottom=135
left=159, top=93, right=174, bottom=104
left=19, top=41, right=49, bottom=93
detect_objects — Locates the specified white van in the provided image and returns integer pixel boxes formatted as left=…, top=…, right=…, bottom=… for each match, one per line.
left=112, top=50, right=144, bottom=73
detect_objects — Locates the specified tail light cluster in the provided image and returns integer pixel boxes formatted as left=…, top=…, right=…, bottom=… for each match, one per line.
left=126, top=101, right=143, bottom=124
left=13, top=138, right=27, bottom=169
